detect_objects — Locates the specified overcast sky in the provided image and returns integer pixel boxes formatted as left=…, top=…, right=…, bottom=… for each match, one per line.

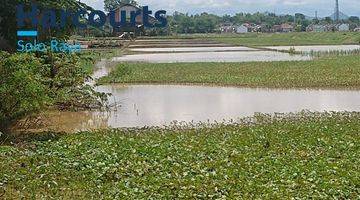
left=81, top=0, right=359, bottom=17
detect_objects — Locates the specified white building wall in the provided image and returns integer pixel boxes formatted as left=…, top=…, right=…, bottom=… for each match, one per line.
left=338, top=24, right=350, bottom=31
left=236, top=25, right=248, bottom=33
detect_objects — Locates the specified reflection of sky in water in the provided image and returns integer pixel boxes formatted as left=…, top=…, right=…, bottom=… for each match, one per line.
left=130, top=46, right=257, bottom=52
left=112, top=51, right=310, bottom=63
left=40, top=85, right=360, bottom=132
left=32, top=44, right=360, bottom=132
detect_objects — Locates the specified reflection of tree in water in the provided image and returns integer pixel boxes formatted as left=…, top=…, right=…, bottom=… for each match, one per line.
left=79, top=111, right=112, bottom=131
left=18, top=111, right=112, bottom=133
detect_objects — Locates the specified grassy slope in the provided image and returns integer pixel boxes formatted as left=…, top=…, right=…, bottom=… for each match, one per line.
left=99, top=55, right=360, bottom=89
left=211, top=32, right=360, bottom=46
left=141, top=32, right=360, bottom=46
left=0, top=112, right=359, bottom=199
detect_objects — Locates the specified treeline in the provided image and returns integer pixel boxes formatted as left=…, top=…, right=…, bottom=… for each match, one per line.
left=167, top=11, right=360, bottom=34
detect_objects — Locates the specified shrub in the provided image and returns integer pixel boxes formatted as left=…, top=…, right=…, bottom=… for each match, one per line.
left=0, top=51, right=108, bottom=134
left=40, top=52, right=108, bottom=110
left=288, top=46, right=296, bottom=54
left=0, top=52, right=50, bottom=134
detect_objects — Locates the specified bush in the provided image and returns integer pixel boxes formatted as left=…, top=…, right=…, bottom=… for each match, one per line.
left=0, top=51, right=108, bottom=134
left=0, top=52, right=50, bottom=134
left=40, top=52, right=108, bottom=110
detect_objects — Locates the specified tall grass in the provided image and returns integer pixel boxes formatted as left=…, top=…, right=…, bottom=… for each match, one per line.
left=305, top=49, right=360, bottom=57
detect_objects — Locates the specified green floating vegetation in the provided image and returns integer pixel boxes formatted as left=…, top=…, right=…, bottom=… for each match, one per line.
left=0, top=112, right=359, bottom=198
left=99, top=55, right=360, bottom=89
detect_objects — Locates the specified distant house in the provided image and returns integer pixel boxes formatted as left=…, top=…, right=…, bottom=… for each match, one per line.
left=271, top=24, right=294, bottom=32
left=307, top=24, right=327, bottom=32
left=236, top=24, right=249, bottom=33
left=280, top=23, right=294, bottom=32
left=337, top=24, right=350, bottom=32
left=271, top=25, right=282, bottom=32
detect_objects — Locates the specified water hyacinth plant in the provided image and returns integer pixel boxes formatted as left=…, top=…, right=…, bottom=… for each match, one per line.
left=0, top=111, right=359, bottom=199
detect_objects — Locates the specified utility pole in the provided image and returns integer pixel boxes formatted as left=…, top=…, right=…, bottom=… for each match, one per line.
left=335, top=0, right=340, bottom=22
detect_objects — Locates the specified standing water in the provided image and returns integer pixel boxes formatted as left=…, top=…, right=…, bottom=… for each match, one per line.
left=38, top=85, right=360, bottom=132
left=26, top=43, right=360, bottom=132
left=112, top=51, right=310, bottom=63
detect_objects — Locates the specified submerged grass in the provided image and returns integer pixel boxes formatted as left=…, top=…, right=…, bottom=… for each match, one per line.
left=0, top=112, right=359, bottom=198
left=99, top=55, right=360, bottom=89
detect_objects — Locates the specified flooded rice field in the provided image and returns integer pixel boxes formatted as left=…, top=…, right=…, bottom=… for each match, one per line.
left=130, top=46, right=257, bottom=52
left=113, top=51, right=310, bottom=63
left=123, top=40, right=311, bottom=63
left=264, top=45, right=360, bottom=53
left=26, top=40, right=360, bottom=132
left=38, top=85, right=360, bottom=132
left=119, top=40, right=360, bottom=63
left=128, top=39, right=232, bottom=48
left=128, top=43, right=232, bottom=48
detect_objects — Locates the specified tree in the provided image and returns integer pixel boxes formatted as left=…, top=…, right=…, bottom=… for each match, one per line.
left=324, top=17, right=333, bottom=24
left=104, top=0, right=138, bottom=12
left=348, top=16, right=360, bottom=24
left=167, top=11, right=314, bottom=34
left=0, top=52, right=49, bottom=134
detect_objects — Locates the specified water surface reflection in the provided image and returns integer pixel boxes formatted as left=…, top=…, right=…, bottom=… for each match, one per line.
left=38, top=85, right=360, bottom=132
left=113, top=51, right=310, bottom=63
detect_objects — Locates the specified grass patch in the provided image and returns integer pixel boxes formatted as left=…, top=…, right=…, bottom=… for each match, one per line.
left=0, top=112, right=359, bottom=198
left=212, top=32, right=360, bottom=46
left=141, top=32, right=360, bottom=46
left=98, top=55, right=360, bottom=89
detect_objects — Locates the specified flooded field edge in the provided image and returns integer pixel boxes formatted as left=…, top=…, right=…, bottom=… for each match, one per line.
left=14, top=43, right=360, bottom=133
left=17, top=84, right=360, bottom=133
left=96, top=82, right=360, bottom=91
